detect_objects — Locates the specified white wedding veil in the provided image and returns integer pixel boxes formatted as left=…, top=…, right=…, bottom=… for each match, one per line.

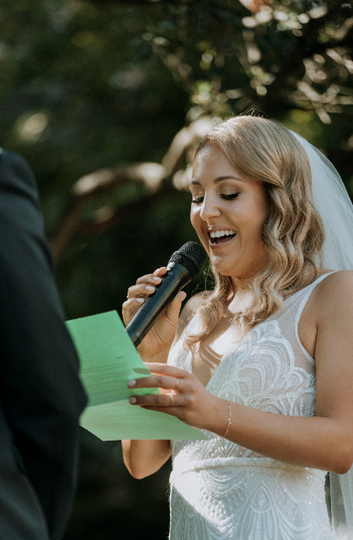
left=292, top=131, right=353, bottom=540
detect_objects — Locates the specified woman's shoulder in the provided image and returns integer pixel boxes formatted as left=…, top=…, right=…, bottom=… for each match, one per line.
left=310, top=269, right=353, bottom=319
left=174, top=290, right=211, bottom=342
left=182, top=290, right=212, bottom=317
left=315, top=269, right=353, bottom=292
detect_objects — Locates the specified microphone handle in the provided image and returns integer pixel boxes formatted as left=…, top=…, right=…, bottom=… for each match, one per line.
left=126, top=262, right=191, bottom=347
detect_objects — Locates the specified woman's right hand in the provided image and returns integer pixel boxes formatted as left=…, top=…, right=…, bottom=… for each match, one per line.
left=122, top=267, right=186, bottom=362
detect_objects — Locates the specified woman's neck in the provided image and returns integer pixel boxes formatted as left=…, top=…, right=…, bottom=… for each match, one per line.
left=230, top=269, right=261, bottom=291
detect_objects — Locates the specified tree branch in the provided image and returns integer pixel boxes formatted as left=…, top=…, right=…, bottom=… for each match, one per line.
left=49, top=118, right=212, bottom=263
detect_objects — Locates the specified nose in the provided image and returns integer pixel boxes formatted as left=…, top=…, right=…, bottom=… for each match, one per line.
left=199, top=193, right=222, bottom=222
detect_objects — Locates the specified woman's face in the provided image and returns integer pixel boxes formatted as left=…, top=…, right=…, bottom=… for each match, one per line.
left=190, top=144, right=269, bottom=280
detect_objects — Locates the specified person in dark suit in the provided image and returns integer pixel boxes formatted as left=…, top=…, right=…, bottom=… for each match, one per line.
left=0, top=148, right=87, bottom=540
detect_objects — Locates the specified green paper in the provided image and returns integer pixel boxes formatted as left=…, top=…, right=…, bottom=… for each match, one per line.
left=66, top=311, right=207, bottom=441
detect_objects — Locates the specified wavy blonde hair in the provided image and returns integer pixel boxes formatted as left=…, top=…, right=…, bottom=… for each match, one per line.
left=187, top=115, right=325, bottom=344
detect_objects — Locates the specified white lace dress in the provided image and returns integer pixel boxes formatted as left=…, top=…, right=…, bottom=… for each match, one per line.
left=167, top=274, right=333, bottom=540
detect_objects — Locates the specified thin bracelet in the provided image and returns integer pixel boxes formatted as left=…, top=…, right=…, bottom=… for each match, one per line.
left=223, top=399, right=232, bottom=438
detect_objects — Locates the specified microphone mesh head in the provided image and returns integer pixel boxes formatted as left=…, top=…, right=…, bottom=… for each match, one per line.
left=169, top=241, right=207, bottom=278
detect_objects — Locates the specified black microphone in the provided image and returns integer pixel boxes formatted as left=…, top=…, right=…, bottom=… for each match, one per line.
left=126, top=241, right=206, bottom=347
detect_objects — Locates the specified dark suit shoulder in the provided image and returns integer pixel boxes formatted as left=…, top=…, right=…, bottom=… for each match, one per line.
left=0, top=148, right=38, bottom=193
left=0, top=149, right=87, bottom=538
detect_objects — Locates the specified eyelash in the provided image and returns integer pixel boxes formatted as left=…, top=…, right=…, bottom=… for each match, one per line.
left=191, top=193, right=239, bottom=204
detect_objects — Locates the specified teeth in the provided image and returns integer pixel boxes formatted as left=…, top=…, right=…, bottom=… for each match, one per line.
left=210, top=230, right=236, bottom=238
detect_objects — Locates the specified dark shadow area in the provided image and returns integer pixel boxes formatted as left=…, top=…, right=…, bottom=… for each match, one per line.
left=65, top=430, right=171, bottom=540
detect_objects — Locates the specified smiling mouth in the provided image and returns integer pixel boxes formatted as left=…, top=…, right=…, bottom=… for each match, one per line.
left=209, top=230, right=237, bottom=245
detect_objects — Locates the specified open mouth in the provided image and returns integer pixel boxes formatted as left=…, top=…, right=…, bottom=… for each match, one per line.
left=209, top=230, right=237, bottom=245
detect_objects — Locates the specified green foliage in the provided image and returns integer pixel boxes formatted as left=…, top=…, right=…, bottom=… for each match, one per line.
left=56, top=188, right=203, bottom=319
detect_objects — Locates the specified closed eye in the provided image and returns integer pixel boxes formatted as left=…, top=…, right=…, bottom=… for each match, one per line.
left=221, top=193, right=239, bottom=200
left=191, top=196, right=204, bottom=204
left=192, top=193, right=239, bottom=204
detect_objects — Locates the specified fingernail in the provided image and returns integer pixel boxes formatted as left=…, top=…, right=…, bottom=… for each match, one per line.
left=127, top=379, right=136, bottom=387
left=146, top=285, right=155, bottom=291
left=137, top=298, right=144, bottom=303
left=129, top=397, right=137, bottom=404
left=153, top=276, right=161, bottom=282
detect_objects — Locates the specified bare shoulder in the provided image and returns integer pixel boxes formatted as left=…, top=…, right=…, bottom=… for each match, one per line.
left=313, top=270, right=353, bottom=321
left=299, top=270, right=353, bottom=364
left=174, top=290, right=212, bottom=342
left=181, top=290, right=211, bottom=319
left=315, top=270, right=353, bottom=297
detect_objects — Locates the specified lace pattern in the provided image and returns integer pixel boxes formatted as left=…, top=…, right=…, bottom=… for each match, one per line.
left=167, top=274, right=334, bottom=540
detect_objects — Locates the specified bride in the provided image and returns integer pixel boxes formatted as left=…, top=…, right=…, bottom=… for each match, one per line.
left=121, top=115, right=353, bottom=540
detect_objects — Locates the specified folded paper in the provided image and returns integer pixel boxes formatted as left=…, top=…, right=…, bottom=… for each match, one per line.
left=66, top=311, right=207, bottom=441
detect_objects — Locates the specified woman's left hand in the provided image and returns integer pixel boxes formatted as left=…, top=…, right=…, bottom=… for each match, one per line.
left=127, top=363, right=226, bottom=433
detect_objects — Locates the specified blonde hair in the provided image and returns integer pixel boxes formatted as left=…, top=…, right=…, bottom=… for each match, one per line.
left=187, top=115, right=325, bottom=344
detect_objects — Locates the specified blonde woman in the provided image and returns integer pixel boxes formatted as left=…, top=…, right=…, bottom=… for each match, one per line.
left=122, top=116, right=353, bottom=540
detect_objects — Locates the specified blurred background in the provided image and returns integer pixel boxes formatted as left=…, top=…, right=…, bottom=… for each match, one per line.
left=1, top=0, right=352, bottom=538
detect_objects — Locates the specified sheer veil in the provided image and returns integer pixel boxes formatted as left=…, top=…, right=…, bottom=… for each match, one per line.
left=291, top=131, right=353, bottom=539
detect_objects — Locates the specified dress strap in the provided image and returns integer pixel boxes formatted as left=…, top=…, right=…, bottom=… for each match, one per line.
left=292, top=271, right=336, bottom=313
left=292, top=272, right=337, bottom=361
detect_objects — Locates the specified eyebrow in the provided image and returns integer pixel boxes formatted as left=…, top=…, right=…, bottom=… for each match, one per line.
left=190, top=175, right=245, bottom=185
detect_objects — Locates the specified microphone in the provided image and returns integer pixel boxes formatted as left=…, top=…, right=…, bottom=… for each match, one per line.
left=126, top=241, right=206, bottom=347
